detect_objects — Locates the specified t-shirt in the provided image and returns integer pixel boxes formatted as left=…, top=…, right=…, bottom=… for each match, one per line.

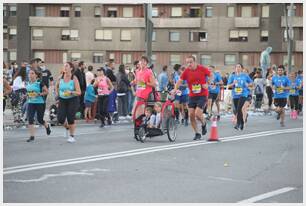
left=40, top=69, right=53, bottom=88
left=180, top=64, right=211, bottom=97
left=149, top=113, right=161, bottom=128
left=208, top=72, right=222, bottom=94
left=272, top=75, right=290, bottom=99
left=174, top=71, right=189, bottom=95
left=228, top=73, right=253, bottom=99
left=135, top=68, right=154, bottom=100
left=288, top=78, right=301, bottom=96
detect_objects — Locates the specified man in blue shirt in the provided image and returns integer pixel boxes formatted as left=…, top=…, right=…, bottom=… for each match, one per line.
left=272, top=65, right=290, bottom=127
left=158, top=65, right=169, bottom=92
left=207, top=66, right=223, bottom=121
left=297, top=70, right=303, bottom=114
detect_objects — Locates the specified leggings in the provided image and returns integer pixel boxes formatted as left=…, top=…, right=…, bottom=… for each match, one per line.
left=97, top=95, right=110, bottom=123
left=255, top=94, right=264, bottom=108
left=27, top=103, right=45, bottom=125
left=57, top=97, right=78, bottom=125
left=266, top=86, right=273, bottom=107
left=289, top=95, right=299, bottom=110
left=233, top=96, right=247, bottom=126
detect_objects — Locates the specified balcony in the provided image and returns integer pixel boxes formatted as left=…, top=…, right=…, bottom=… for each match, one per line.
left=234, top=17, right=260, bottom=28
left=29, top=17, right=70, bottom=27
left=281, top=16, right=303, bottom=27
left=152, top=18, right=201, bottom=28
left=295, top=40, right=303, bottom=52
left=3, top=39, right=8, bottom=49
left=100, top=18, right=145, bottom=28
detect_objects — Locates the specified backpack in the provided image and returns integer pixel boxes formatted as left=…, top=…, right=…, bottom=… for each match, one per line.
left=254, top=84, right=263, bottom=95
left=117, top=78, right=128, bottom=93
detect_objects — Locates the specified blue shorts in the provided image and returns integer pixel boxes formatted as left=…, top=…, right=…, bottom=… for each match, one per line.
left=84, top=100, right=94, bottom=108
left=175, top=94, right=188, bottom=104
left=188, top=96, right=207, bottom=109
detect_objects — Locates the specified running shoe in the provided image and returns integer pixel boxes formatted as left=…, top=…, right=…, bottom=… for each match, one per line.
left=234, top=124, right=240, bottom=130
left=181, top=119, right=184, bottom=125
left=67, top=136, right=76, bottom=143
left=193, top=133, right=202, bottom=140
left=26, top=136, right=34, bottom=142
left=201, top=123, right=207, bottom=135
left=240, top=123, right=244, bottom=131
left=280, top=122, right=285, bottom=127
left=46, top=123, right=52, bottom=135
left=276, top=112, right=281, bottom=120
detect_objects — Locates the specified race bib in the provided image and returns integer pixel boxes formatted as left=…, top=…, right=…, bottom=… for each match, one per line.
left=290, top=89, right=295, bottom=94
left=28, top=92, right=36, bottom=98
left=63, top=90, right=71, bottom=97
left=235, top=87, right=242, bottom=95
left=137, top=82, right=146, bottom=90
left=276, top=87, right=284, bottom=94
left=192, top=84, right=201, bottom=94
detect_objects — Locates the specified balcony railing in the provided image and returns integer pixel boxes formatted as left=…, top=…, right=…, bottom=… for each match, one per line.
left=234, top=17, right=260, bottom=28
left=101, top=18, right=144, bottom=28
left=281, top=16, right=303, bottom=27
left=152, top=18, right=201, bottom=28
left=29, top=17, right=70, bottom=27
left=295, top=40, right=303, bottom=52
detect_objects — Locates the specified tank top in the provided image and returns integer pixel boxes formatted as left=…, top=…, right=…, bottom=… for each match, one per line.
left=26, top=80, right=44, bottom=104
left=135, top=68, right=153, bottom=100
left=97, top=76, right=110, bottom=96
left=59, top=75, right=75, bottom=99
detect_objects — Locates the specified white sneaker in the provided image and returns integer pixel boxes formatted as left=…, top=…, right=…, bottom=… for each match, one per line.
left=67, top=136, right=76, bottom=143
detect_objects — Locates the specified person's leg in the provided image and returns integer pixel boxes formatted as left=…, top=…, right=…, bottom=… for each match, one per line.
left=97, top=96, right=105, bottom=125
left=36, top=104, right=51, bottom=135
left=242, top=100, right=250, bottom=123
left=103, top=96, right=110, bottom=124
left=27, top=104, right=36, bottom=141
left=67, top=98, right=78, bottom=138
left=207, top=95, right=212, bottom=117
left=236, top=97, right=246, bottom=130
left=123, top=94, right=128, bottom=117
left=215, top=93, right=221, bottom=116
left=117, top=95, right=123, bottom=117
left=188, top=107, right=197, bottom=132
left=280, top=100, right=286, bottom=126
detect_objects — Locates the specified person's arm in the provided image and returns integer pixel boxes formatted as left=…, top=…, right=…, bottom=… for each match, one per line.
left=40, top=85, right=49, bottom=97
left=72, top=76, right=82, bottom=96
left=147, top=73, right=156, bottom=88
left=55, top=76, right=61, bottom=97
left=227, top=75, right=235, bottom=89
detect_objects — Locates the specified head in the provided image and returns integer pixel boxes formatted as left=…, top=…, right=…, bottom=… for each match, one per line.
left=109, top=59, right=115, bottom=69
left=277, top=65, right=285, bottom=76
left=90, top=79, right=95, bottom=85
left=63, top=62, right=74, bottom=75
left=30, top=58, right=38, bottom=69
left=72, top=59, right=79, bottom=69
left=40, top=61, right=46, bottom=70
left=140, top=56, right=149, bottom=69
left=36, top=58, right=42, bottom=67
left=88, top=65, right=93, bottom=72
left=256, top=71, right=262, bottom=78
left=119, top=64, right=125, bottom=74
left=298, top=70, right=303, bottom=76
left=235, top=63, right=243, bottom=73
left=134, top=60, right=140, bottom=70
left=186, top=55, right=197, bottom=70
left=97, top=67, right=105, bottom=76
left=162, top=65, right=168, bottom=72
left=29, top=68, right=40, bottom=82
left=16, top=66, right=27, bottom=81
left=266, top=46, right=272, bottom=54
left=179, top=65, right=185, bottom=74
left=173, top=64, right=181, bottom=72
left=145, top=107, right=153, bottom=118
left=208, top=65, right=215, bottom=72
left=290, top=71, right=296, bottom=79
left=79, top=61, right=86, bottom=71
left=154, top=102, right=162, bottom=113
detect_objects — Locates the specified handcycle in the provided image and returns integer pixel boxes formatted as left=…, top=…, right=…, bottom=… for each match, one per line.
left=132, top=90, right=178, bottom=143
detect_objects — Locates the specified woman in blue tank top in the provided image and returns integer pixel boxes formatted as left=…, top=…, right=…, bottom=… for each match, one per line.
left=26, top=69, right=51, bottom=142
left=55, top=62, right=81, bottom=143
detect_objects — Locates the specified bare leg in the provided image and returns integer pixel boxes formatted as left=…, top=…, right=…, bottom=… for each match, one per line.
left=188, top=108, right=198, bottom=133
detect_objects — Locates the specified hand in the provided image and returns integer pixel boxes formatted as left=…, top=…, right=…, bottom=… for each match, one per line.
left=202, top=84, right=208, bottom=89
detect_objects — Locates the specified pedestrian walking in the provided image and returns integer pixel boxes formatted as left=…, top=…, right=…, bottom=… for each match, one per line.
left=55, top=62, right=81, bottom=143
left=288, top=71, right=301, bottom=118
left=116, top=64, right=130, bottom=118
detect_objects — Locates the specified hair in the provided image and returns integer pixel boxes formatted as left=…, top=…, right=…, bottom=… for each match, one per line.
left=208, top=65, right=215, bottom=69
left=79, top=61, right=84, bottom=67
left=278, top=65, right=285, bottom=70
left=15, top=66, right=27, bottom=82
left=109, top=59, right=114, bottom=64
left=187, top=55, right=196, bottom=62
left=35, top=58, right=42, bottom=63
left=298, top=70, right=303, bottom=75
left=30, top=58, right=38, bottom=65
left=162, top=65, right=168, bottom=72
left=90, top=79, right=95, bottom=85
left=141, top=56, right=149, bottom=64
left=65, top=62, right=74, bottom=69
left=88, top=65, right=93, bottom=71
left=98, top=67, right=106, bottom=75
left=133, top=60, right=139, bottom=66
left=173, top=64, right=181, bottom=72
left=256, top=71, right=262, bottom=78
left=29, top=68, right=42, bottom=79
left=154, top=102, right=162, bottom=109
left=145, top=107, right=153, bottom=114
left=119, top=64, right=126, bottom=74
left=237, top=63, right=244, bottom=69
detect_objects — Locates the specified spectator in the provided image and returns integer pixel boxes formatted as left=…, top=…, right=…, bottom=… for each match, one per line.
left=74, top=61, right=87, bottom=119
left=116, top=64, right=130, bottom=118
left=127, top=61, right=138, bottom=116
left=158, top=65, right=169, bottom=92
left=85, top=65, right=95, bottom=86
left=38, top=61, right=53, bottom=112
left=105, top=59, right=118, bottom=122
left=253, top=71, right=265, bottom=110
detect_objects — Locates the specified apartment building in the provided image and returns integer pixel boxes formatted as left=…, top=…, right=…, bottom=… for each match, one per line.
left=3, top=3, right=303, bottom=74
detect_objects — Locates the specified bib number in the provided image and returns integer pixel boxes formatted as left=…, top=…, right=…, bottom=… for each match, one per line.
left=137, top=82, right=146, bottom=90
left=235, top=87, right=242, bottom=95
left=192, top=84, right=201, bottom=94
left=28, top=92, right=36, bottom=98
left=276, top=87, right=284, bottom=94
left=290, top=89, right=295, bottom=94
left=63, top=90, right=71, bottom=97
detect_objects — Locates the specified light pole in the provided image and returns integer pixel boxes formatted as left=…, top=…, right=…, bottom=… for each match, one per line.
left=285, top=3, right=294, bottom=73
left=144, top=3, right=153, bottom=65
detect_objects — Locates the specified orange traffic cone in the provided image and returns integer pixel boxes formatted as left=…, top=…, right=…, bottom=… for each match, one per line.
left=208, top=116, right=219, bottom=141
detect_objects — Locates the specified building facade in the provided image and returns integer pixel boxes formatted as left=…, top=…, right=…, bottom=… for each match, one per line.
left=3, top=3, right=303, bottom=74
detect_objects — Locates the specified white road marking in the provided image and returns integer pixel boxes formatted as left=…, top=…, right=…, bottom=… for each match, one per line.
left=207, top=176, right=252, bottom=184
left=238, top=187, right=297, bottom=203
left=4, top=128, right=302, bottom=175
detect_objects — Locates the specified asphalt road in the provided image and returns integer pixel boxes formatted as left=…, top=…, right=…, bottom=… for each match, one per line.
left=3, top=114, right=303, bottom=203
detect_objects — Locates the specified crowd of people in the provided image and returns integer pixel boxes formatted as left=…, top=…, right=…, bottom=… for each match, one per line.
left=2, top=55, right=303, bottom=143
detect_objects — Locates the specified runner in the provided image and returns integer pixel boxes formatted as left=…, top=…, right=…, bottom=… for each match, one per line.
left=55, top=62, right=81, bottom=143
left=173, top=56, right=211, bottom=140
left=296, top=70, right=303, bottom=115
left=288, top=71, right=301, bottom=118
left=271, top=65, right=290, bottom=127
left=173, top=65, right=189, bottom=126
left=94, top=67, right=114, bottom=127
left=26, top=69, right=51, bottom=142
left=227, top=63, right=253, bottom=131
left=131, top=56, right=156, bottom=119
left=241, top=67, right=253, bottom=124
left=207, top=65, right=223, bottom=121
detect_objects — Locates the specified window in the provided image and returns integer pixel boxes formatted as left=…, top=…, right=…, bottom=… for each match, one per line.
left=9, top=6, right=16, bottom=16
left=9, top=28, right=17, bottom=40
left=260, top=30, right=269, bottom=42
left=94, top=6, right=101, bottom=17
left=75, top=7, right=81, bottom=17
left=60, top=7, right=70, bottom=17
left=189, top=7, right=201, bottom=17
left=227, top=6, right=234, bottom=17
left=152, top=7, right=158, bottom=17
left=63, top=52, right=67, bottom=63
left=229, top=30, right=248, bottom=42
left=205, top=7, right=213, bottom=17
left=262, top=5, right=269, bottom=17
left=121, top=30, right=131, bottom=41
left=71, top=52, right=81, bottom=61
left=34, top=51, right=45, bottom=61
left=200, top=55, right=212, bottom=65
left=3, top=25, right=8, bottom=39
left=35, top=7, right=45, bottom=16
left=171, top=7, right=182, bottom=17
left=225, top=54, right=236, bottom=65
left=152, top=31, right=156, bottom=41
left=190, top=31, right=207, bottom=42
left=170, top=54, right=181, bottom=65
left=95, top=29, right=112, bottom=41
left=241, top=6, right=252, bottom=17
left=107, top=7, right=117, bottom=17
left=61, top=29, right=79, bottom=40
left=283, top=55, right=295, bottom=66
left=151, top=54, right=156, bottom=65
left=122, top=54, right=132, bottom=64
left=109, top=53, right=115, bottom=60
left=9, top=51, right=17, bottom=61
left=287, top=5, right=296, bottom=16
left=284, top=29, right=294, bottom=41
left=123, top=7, right=133, bottom=17
left=33, top=29, right=43, bottom=40
left=3, top=5, right=7, bottom=17
left=169, top=31, right=180, bottom=42
left=93, top=53, right=103, bottom=63
left=242, top=54, right=248, bottom=66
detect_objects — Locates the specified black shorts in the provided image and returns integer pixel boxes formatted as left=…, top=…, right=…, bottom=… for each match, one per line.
left=57, top=97, right=79, bottom=125
left=208, top=93, right=219, bottom=101
left=27, top=103, right=45, bottom=125
left=274, top=98, right=287, bottom=108
left=188, top=96, right=207, bottom=109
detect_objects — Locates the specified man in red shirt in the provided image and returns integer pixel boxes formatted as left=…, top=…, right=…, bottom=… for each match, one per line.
left=173, top=56, right=211, bottom=140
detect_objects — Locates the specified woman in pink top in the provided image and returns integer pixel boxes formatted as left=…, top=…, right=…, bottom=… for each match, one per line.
left=131, top=56, right=156, bottom=119
left=94, top=67, right=114, bottom=128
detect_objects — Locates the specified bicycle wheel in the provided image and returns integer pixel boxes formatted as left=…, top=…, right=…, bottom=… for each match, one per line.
left=138, top=127, right=147, bottom=143
left=166, top=117, right=177, bottom=142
